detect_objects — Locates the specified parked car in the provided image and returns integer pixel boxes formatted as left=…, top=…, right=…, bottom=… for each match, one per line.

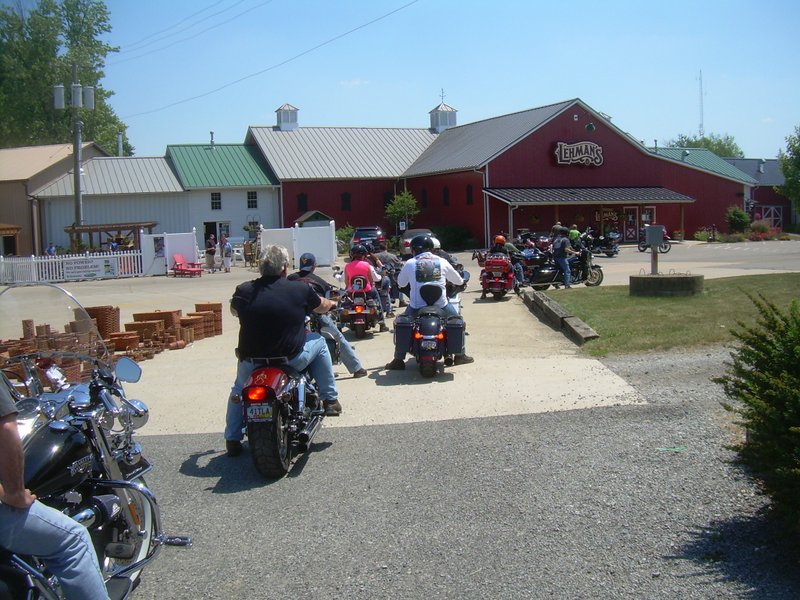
left=350, top=226, right=386, bottom=252
left=399, top=228, right=434, bottom=258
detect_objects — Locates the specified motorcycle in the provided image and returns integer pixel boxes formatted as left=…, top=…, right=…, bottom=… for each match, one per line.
left=338, top=276, right=381, bottom=339
left=525, top=248, right=604, bottom=290
left=394, top=284, right=466, bottom=378
left=307, top=311, right=340, bottom=366
left=0, top=283, right=191, bottom=599
left=579, top=227, right=620, bottom=257
left=236, top=350, right=334, bottom=478
left=637, top=226, right=672, bottom=253
left=472, top=250, right=517, bottom=300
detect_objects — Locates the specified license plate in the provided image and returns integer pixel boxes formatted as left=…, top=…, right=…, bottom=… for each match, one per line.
left=421, top=340, right=438, bottom=350
left=492, top=271, right=503, bottom=277
left=247, top=403, right=272, bottom=422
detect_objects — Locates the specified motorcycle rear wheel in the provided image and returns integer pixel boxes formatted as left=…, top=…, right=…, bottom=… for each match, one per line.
left=354, top=323, right=366, bottom=339
left=605, top=251, right=617, bottom=257
left=585, top=268, right=604, bottom=286
left=659, top=241, right=672, bottom=253
left=492, top=291, right=505, bottom=300
left=248, top=410, right=291, bottom=478
left=419, top=361, right=437, bottom=378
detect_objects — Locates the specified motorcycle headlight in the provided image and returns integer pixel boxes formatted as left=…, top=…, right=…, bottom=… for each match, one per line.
left=122, top=399, right=149, bottom=430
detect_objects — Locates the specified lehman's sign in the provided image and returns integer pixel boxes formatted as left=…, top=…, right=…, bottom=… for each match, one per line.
left=554, top=141, right=603, bottom=166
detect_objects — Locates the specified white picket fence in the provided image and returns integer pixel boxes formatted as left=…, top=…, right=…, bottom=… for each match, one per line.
left=0, top=251, right=144, bottom=284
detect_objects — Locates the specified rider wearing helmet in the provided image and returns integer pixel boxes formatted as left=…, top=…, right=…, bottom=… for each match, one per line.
left=385, top=234, right=474, bottom=370
left=485, top=234, right=525, bottom=296
left=345, top=244, right=388, bottom=332
left=430, top=236, right=456, bottom=266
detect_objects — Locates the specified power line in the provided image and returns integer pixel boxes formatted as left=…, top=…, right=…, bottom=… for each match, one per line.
left=122, top=0, right=419, bottom=119
left=112, top=0, right=269, bottom=65
left=117, top=0, right=229, bottom=53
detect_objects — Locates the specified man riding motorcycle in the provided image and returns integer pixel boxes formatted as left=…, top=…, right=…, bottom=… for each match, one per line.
left=344, top=244, right=389, bottom=332
left=224, top=244, right=341, bottom=458
left=484, top=234, right=525, bottom=294
left=385, top=235, right=474, bottom=370
left=288, top=252, right=368, bottom=378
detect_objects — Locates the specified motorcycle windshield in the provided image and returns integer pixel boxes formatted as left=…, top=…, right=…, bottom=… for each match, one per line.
left=0, top=283, right=112, bottom=388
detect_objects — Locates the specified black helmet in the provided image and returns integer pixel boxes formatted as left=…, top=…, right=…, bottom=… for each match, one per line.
left=410, top=235, right=434, bottom=256
left=351, top=244, right=368, bottom=257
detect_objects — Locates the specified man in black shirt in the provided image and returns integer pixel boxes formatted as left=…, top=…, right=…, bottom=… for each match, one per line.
left=288, top=252, right=368, bottom=378
left=224, top=245, right=341, bottom=457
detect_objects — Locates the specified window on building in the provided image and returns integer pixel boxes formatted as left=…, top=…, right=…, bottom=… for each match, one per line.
left=341, top=192, right=351, bottom=211
left=383, top=191, right=393, bottom=208
left=466, top=184, right=473, bottom=205
left=247, top=191, right=258, bottom=209
left=211, top=192, right=221, bottom=210
left=297, top=193, right=308, bottom=213
left=443, top=186, right=450, bottom=207
left=421, top=189, right=428, bottom=208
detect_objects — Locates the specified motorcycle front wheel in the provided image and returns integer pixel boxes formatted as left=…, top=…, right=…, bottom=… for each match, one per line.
left=585, top=268, right=604, bottom=286
left=248, top=410, right=291, bottom=478
left=637, top=241, right=647, bottom=252
left=659, top=241, right=672, bottom=253
left=102, top=476, right=155, bottom=585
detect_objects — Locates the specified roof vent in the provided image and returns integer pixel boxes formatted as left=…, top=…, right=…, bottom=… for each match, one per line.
left=429, top=102, right=457, bottom=134
left=276, top=103, right=299, bottom=132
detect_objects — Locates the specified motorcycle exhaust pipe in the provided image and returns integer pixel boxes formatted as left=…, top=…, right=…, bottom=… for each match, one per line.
left=296, top=415, right=323, bottom=451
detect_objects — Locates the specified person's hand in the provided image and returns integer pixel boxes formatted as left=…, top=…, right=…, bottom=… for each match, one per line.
left=0, top=484, right=37, bottom=509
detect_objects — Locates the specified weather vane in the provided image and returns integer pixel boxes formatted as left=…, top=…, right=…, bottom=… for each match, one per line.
left=440, top=88, right=445, bottom=103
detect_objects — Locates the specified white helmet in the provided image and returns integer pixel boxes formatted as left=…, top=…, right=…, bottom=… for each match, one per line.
left=430, top=237, right=441, bottom=250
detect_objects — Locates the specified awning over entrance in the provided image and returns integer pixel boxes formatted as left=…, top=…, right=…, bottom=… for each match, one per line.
left=0, top=223, right=22, bottom=236
left=483, top=187, right=696, bottom=206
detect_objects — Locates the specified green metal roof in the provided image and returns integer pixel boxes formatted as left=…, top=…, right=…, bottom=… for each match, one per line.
left=166, top=144, right=278, bottom=189
left=650, top=147, right=757, bottom=184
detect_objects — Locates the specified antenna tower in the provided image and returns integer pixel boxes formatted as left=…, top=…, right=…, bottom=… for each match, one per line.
left=698, top=70, right=705, bottom=138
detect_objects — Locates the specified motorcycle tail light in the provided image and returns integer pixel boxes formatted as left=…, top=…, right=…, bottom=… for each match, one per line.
left=244, top=385, right=274, bottom=402
left=436, top=332, right=445, bottom=340
left=413, top=332, right=422, bottom=339
left=355, top=305, right=364, bottom=313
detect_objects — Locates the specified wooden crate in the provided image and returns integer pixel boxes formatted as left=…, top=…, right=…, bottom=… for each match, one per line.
left=195, top=302, right=223, bottom=335
left=124, top=320, right=165, bottom=340
left=186, top=311, right=215, bottom=338
left=179, top=316, right=205, bottom=340
left=132, top=309, right=182, bottom=331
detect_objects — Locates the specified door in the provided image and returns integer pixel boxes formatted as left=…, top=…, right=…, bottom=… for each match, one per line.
left=623, top=207, right=638, bottom=242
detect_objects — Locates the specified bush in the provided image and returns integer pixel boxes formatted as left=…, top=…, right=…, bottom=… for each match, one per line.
left=693, top=230, right=710, bottom=242
left=715, top=295, right=800, bottom=529
left=719, top=233, right=747, bottom=243
left=749, top=219, right=771, bottom=234
left=430, top=225, right=475, bottom=251
left=726, top=205, right=750, bottom=233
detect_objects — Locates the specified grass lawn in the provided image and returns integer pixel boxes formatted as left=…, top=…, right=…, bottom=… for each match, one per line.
left=544, top=273, right=800, bottom=357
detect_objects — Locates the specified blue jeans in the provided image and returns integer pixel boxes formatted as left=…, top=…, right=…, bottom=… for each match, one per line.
left=0, top=501, right=110, bottom=600
left=393, top=303, right=463, bottom=360
left=555, top=256, right=572, bottom=287
left=225, top=333, right=338, bottom=442
left=512, top=261, right=524, bottom=283
left=318, top=313, right=363, bottom=374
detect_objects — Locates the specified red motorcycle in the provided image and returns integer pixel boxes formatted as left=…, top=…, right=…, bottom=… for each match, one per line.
left=473, top=250, right=517, bottom=299
left=338, top=275, right=380, bottom=338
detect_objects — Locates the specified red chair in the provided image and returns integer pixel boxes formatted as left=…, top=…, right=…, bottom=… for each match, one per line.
left=172, top=254, right=202, bottom=277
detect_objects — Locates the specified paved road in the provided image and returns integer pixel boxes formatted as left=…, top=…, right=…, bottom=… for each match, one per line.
left=9, top=240, right=799, bottom=598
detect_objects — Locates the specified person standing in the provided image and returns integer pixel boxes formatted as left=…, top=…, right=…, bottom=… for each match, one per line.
left=344, top=245, right=388, bottom=332
left=552, top=226, right=578, bottom=288
left=221, top=236, right=233, bottom=272
left=46, top=241, right=56, bottom=256
left=288, top=252, right=368, bottom=378
left=224, top=245, right=342, bottom=457
left=205, top=234, right=217, bottom=273
left=0, top=383, right=110, bottom=599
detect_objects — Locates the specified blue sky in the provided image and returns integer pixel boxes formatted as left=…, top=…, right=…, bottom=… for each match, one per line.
left=98, top=0, right=799, bottom=158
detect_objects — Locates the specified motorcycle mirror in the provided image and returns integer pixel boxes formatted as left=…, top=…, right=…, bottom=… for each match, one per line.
left=115, top=356, right=142, bottom=383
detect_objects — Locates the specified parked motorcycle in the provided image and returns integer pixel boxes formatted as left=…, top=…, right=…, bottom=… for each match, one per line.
left=394, top=284, right=466, bottom=378
left=237, top=351, right=334, bottom=478
left=637, top=226, right=672, bottom=253
left=580, top=227, right=620, bottom=257
left=524, top=248, right=604, bottom=290
left=472, top=251, right=517, bottom=299
left=0, top=283, right=191, bottom=599
left=338, top=276, right=380, bottom=338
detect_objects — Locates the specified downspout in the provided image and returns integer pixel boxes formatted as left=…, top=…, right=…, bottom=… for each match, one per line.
left=481, top=166, right=490, bottom=247
left=27, top=189, right=42, bottom=254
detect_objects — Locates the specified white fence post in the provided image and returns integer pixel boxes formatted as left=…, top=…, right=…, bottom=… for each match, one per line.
left=0, top=250, right=145, bottom=284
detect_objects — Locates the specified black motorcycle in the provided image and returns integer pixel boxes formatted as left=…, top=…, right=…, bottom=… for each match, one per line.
left=519, top=248, right=604, bottom=290
left=394, top=284, right=466, bottom=378
left=579, top=227, right=620, bottom=257
left=0, top=283, right=191, bottom=599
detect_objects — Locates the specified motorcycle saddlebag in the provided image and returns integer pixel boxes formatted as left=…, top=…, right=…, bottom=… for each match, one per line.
left=394, top=314, right=414, bottom=352
left=445, top=316, right=465, bottom=356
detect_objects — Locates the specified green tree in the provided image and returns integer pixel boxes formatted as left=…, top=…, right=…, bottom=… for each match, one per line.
left=666, top=132, right=744, bottom=158
left=0, top=0, right=133, bottom=154
left=726, top=205, right=750, bottom=233
left=777, top=125, right=800, bottom=214
left=385, top=191, right=421, bottom=228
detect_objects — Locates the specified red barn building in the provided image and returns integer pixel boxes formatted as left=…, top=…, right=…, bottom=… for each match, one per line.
left=249, top=99, right=771, bottom=245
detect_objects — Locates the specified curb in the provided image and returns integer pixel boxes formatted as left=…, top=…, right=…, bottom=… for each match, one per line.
left=521, top=290, right=599, bottom=346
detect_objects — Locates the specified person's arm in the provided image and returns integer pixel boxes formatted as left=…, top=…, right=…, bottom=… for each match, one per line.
left=313, top=296, right=336, bottom=314
left=0, top=413, right=36, bottom=509
left=369, top=265, right=382, bottom=283
left=442, top=260, right=464, bottom=286
left=369, top=253, right=383, bottom=269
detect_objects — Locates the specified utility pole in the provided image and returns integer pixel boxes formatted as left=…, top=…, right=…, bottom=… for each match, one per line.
left=54, top=64, right=94, bottom=251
